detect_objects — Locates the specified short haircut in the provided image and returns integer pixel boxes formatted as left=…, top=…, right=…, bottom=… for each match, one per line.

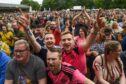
left=48, top=47, right=62, bottom=59
left=44, top=32, right=55, bottom=39
left=61, top=31, right=72, bottom=36
left=14, top=39, right=30, bottom=50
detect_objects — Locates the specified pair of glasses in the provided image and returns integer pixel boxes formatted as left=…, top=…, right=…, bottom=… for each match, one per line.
left=14, top=49, right=27, bottom=55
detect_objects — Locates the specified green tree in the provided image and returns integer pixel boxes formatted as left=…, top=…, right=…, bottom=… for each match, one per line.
left=42, top=0, right=75, bottom=10
left=21, top=0, right=41, bottom=10
left=94, top=0, right=104, bottom=8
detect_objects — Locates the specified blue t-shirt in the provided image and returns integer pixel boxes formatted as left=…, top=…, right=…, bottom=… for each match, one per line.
left=0, top=51, right=11, bottom=84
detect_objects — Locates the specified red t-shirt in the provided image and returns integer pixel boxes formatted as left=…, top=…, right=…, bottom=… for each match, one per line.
left=52, top=29, right=61, bottom=45
left=62, top=36, right=87, bottom=75
left=47, top=62, right=85, bottom=84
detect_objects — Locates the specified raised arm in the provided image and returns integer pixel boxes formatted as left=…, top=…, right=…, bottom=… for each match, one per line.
left=81, top=21, right=99, bottom=52
left=18, top=14, right=41, bottom=53
left=55, top=12, right=61, bottom=32
left=82, top=9, right=103, bottom=52
left=72, top=11, right=82, bottom=27
left=82, top=6, right=91, bottom=24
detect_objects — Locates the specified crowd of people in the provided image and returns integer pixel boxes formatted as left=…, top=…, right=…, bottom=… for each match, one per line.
left=0, top=7, right=126, bottom=84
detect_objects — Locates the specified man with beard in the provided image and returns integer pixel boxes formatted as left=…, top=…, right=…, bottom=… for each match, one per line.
left=46, top=47, right=94, bottom=84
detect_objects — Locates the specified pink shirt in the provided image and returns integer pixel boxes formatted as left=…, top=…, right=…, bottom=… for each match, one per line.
left=62, top=36, right=87, bottom=75
left=47, top=62, right=85, bottom=84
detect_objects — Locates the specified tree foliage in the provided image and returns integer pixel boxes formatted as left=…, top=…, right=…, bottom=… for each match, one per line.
left=21, top=0, right=41, bottom=10
left=42, top=0, right=126, bottom=10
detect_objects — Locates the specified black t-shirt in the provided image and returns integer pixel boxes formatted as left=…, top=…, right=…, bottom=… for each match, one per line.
left=36, top=46, right=48, bottom=66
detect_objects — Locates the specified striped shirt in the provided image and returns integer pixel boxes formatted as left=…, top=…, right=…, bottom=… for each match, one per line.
left=93, top=55, right=123, bottom=83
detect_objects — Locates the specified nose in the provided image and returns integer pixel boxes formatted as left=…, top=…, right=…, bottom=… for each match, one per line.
left=15, top=52, right=21, bottom=56
left=63, top=39, right=68, bottom=43
left=48, top=59, right=53, bottom=64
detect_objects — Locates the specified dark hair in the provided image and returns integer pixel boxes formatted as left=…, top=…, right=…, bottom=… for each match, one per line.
left=79, top=27, right=88, bottom=37
left=103, top=27, right=112, bottom=35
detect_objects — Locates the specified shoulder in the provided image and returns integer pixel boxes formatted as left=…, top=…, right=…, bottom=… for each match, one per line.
left=30, top=54, right=45, bottom=69
left=93, top=55, right=104, bottom=69
left=31, top=54, right=44, bottom=64
left=0, top=51, right=11, bottom=60
left=6, top=59, right=17, bottom=70
left=61, top=62, right=76, bottom=79
left=94, top=55, right=104, bottom=63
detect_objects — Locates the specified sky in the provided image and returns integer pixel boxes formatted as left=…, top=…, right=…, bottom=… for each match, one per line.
left=0, top=0, right=43, bottom=4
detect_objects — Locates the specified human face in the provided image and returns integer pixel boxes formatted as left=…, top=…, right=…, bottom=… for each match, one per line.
left=79, top=29, right=85, bottom=38
left=105, top=33, right=112, bottom=41
left=61, top=34, right=74, bottom=52
left=14, top=43, right=29, bottom=64
left=111, top=45, right=122, bottom=59
left=50, top=22, right=57, bottom=30
left=2, top=26, right=7, bottom=31
left=44, top=34, right=55, bottom=48
left=47, top=51, right=62, bottom=74
left=34, top=28, right=44, bottom=37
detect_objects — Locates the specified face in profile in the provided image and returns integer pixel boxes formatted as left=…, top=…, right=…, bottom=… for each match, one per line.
left=61, top=33, right=75, bottom=52
left=47, top=51, right=62, bottom=74
left=44, top=34, right=55, bottom=48
left=14, top=43, right=29, bottom=63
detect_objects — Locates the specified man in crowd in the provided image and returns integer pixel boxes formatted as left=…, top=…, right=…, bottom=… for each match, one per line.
left=46, top=47, right=94, bottom=84
left=4, top=39, right=46, bottom=84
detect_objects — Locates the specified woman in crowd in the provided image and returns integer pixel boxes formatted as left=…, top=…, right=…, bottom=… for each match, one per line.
left=93, top=40, right=125, bottom=84
left=0, top=24, right=15, bottom=55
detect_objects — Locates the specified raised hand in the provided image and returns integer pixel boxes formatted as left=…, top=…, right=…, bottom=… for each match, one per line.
left=97, top=8, right=103, bottom=29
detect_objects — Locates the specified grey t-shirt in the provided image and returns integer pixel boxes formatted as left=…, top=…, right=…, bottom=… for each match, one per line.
left=5, top=54, right=46, bottom=84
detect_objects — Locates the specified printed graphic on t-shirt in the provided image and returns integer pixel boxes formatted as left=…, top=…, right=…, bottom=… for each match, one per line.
left=17, top=75, right=32, bottom=84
